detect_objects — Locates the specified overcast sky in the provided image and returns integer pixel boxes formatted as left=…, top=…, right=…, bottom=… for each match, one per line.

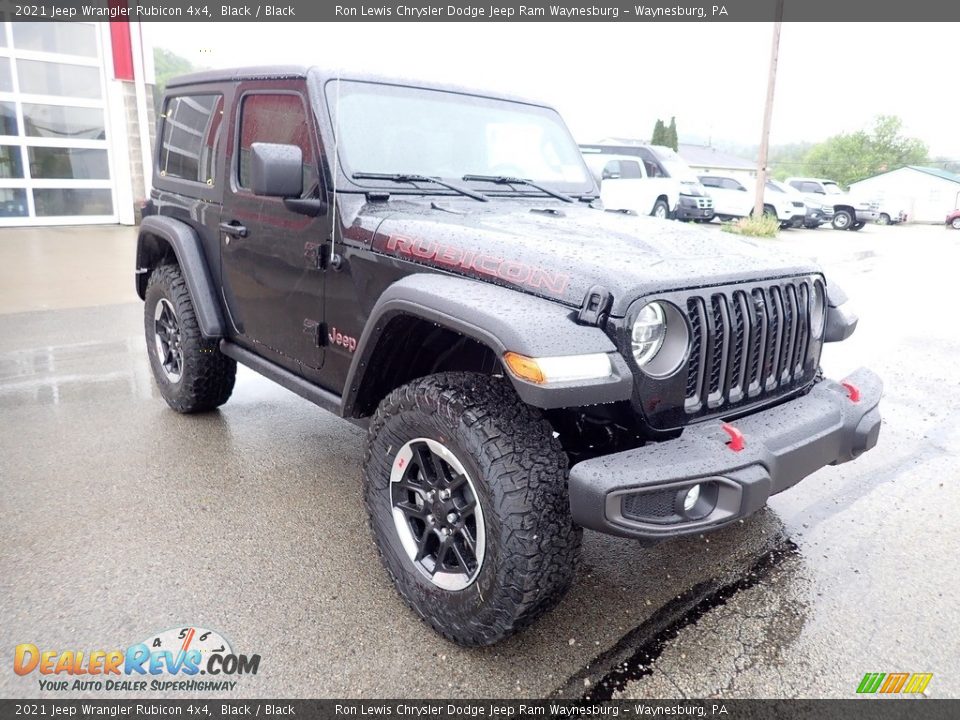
left=143, top=22, right=959, bottom=158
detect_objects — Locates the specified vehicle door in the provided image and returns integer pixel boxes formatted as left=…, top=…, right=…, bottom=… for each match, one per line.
left=596, top=157, right=656, bottom=214
left=638, top=150, right=677, bottom=213
left=791, top=180, right=828, bottom=208
left=219, top=82, right=327, bottom=373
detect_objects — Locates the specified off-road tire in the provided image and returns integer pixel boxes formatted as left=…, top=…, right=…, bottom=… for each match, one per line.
left=362, top=372, right=582, bottom=646
left=144, top=263, right=236, bottom=413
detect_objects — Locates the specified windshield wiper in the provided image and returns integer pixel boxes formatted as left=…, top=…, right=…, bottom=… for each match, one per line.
left=352, top=172, right=488, bottom=202
left=462, top=174, right=575, bottom=203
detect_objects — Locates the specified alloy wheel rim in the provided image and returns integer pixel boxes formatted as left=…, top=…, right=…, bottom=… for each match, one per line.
left=389, top=438, right=486, bottom=591
left=655, top=205, right=667, bottom=219
left=835, top=214, right=850, bottom=229
left=154, top=298, right=184, bottom=383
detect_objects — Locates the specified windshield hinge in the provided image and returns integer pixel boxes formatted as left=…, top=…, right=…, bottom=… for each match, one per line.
left=577, top=285, right=613, bottom=326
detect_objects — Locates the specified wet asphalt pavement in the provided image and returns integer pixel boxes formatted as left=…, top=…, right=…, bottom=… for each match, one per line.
left=1, top=223, right=958, bottom=699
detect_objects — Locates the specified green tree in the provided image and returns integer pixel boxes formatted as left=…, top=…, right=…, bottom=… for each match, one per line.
left=651, top=119, right=666, bottom=146
left=152, top=48, right=198, bottom=108
left=666, top=116, right=678, bottom=151
left=802, top=115, right=927, bottom=186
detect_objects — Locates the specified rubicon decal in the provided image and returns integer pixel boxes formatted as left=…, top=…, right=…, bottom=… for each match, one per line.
left=383, top=234, right=570, bottom=295
left=14, top=626, right=260, bottom=693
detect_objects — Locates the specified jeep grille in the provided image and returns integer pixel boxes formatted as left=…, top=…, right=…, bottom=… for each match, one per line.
left=682, top=278, right=822, bottom=415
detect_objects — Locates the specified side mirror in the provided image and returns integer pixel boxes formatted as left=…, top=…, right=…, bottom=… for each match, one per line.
left=250, top=142, right=303, bottom=197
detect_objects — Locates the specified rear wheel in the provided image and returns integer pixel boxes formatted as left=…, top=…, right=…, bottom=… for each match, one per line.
left=951, top=217, right=960, bottom=230
left=850, top=221, right=866, bottom=231
left=144, top=263, right=236, bottom=413
left=877, top=213, right=891, bottom=225
left=363, top=372, right=582, bottom=645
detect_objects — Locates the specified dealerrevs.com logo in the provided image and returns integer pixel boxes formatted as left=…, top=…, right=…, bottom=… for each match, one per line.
left=14, top=626, right=261, bottom=692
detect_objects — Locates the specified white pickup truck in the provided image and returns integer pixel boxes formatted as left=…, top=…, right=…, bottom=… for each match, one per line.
left=786, top=177, right=880, bottom=231
left=580, top=143, right=714, bottom=222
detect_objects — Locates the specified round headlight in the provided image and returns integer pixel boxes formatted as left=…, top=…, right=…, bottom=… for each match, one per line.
left=810, top=282, right=826, bottom=338
left=631, top=302, right=667, bottom=367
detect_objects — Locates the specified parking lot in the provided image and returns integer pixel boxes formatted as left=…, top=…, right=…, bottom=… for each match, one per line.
left=1, top=221, right=958, bottom=699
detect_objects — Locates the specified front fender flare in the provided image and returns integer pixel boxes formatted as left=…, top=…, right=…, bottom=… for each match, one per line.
left=343, top=274, right=634, bottom=416
left=137, top=216, right=225, bottom=338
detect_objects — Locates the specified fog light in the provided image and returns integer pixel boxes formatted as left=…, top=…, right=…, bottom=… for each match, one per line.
left=683, top=484, right=701, bottom=512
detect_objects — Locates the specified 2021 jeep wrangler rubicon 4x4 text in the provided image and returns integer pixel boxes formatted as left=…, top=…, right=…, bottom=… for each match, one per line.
left=138, top=67, right=882, bottom=646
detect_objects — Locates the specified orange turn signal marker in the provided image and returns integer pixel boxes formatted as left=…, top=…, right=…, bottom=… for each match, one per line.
left=503, top=352, right=546, bottom=384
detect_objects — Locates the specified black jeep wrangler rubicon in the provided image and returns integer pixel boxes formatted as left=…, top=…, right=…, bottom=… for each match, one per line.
left=137, top=66, right=882, bottom=646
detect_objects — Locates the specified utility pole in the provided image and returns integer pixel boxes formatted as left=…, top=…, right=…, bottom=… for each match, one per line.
left=754, top=0, right=785, bottom=217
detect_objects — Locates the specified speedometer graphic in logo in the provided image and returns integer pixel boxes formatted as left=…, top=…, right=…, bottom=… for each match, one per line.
left=141, top=626, right=233, bottom=664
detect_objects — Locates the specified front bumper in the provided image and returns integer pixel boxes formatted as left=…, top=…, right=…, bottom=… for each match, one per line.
left=568, top=367, right=882, bottom=539
left=676, top=205, right=715, bottom=221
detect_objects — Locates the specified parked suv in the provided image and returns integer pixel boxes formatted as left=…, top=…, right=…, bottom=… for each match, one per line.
left=580, top=143, right=714, bottom=221
left=698, top=173, right=806, bottom=227
left=137, top=67, right=882, bottom=646
left=786, top=177, right=880, bottom=230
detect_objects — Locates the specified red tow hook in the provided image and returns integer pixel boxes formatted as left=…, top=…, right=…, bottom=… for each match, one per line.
left=841, top=381, right=861, bottom=403
left=721, top=423, right=745, bottom=452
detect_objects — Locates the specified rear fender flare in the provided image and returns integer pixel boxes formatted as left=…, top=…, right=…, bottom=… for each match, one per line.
left=136, top=215, right=225, bottom=338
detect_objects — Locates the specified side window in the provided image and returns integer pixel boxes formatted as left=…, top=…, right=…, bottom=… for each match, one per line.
left=159, top=94, right=224, bottom=185
left=238, top=93, right=316, bottom=195
left=700, top=176, right=719, bottom=188
left=722, top=178, right=746, bottom=191
left=619, top=160, right=643, bottom=179
left=801, top=182, right=824, bottom=194
left=644, top=160, right=665, bottom=178
left=601, top=160, right=621, bottom=180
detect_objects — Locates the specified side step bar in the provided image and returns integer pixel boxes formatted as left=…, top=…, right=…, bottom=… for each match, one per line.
left=219, top=341, right=366, bottom=427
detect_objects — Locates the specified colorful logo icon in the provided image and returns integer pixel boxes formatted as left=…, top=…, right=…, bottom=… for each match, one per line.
left=857, top=672, right=933, bottom=695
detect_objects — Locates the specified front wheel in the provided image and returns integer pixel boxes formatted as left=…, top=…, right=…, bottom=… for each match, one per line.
left=651, top=199, right=670, bottom=220
left=951, top=217, right=960, bottom=230
left=363, top=372, right=582, bottom=646
left=877, top=213, right=891, bottom=225
left=832, top=210, right=853, bottom=230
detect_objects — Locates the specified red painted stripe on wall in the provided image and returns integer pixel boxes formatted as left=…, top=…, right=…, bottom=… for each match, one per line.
left=109, top=2, right=135, bottom=81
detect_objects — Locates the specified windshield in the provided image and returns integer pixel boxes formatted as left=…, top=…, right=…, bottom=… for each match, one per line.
left=649, top=146, right=700, bottom=183
left=823, top=182, right=845, bottom=195
left=326, top=80, right=593, bottom=192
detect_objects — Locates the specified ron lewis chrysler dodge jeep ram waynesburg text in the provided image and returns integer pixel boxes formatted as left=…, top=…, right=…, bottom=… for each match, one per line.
left=137, top=67, right=882, bottom=646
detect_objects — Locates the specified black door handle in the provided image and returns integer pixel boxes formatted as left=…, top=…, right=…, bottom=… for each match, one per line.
left=219, top=222, right=248, bottom=238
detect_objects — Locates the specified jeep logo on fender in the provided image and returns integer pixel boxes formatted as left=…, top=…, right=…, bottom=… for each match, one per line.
left=328, top=327, right=357, bottom=353
left=383, top=234, right=570, bottom=295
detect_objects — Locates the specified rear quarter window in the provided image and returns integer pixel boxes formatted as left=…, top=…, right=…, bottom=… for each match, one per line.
left=158, top=94, right=224, bottom=185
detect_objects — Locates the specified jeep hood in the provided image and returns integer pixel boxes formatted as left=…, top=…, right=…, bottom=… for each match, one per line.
left=365, top=200, right=821, bottom=316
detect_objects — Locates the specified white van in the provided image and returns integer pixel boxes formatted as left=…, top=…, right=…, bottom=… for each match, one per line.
left=580, top=144, right=714, bottom=221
